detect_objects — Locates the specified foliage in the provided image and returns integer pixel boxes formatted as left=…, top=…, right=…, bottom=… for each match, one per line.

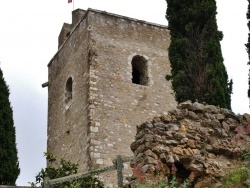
left=246, top=0, right=250, bottom=107
left=0, top=67, right=20, bottom=185
left=32, top=153, right=104, bottom=188
left=165, top=0, right=232, bottom=109
left=220, top=166, right=250, bottom=188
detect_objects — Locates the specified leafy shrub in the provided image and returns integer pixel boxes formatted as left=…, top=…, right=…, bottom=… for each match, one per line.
left=31, top=153, right=104, bottom=188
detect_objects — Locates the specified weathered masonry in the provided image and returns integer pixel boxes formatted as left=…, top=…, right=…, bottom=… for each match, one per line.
left=44, top=8, right=176, bottom=185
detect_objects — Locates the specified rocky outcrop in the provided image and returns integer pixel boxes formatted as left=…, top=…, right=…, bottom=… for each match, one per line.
left=130, top=101, right=250, bottom=187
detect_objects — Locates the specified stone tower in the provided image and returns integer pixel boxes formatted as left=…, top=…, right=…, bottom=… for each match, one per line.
left=44, top=8, right=176, bottom=185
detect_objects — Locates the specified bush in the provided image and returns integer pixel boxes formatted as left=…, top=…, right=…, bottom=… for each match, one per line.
left=31, top=153, right=104, bottom=188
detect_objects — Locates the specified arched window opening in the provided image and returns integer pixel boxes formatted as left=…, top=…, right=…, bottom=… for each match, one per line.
left=65, top=77, right=73, bottom=102
left=131, top=55, right=148, bottom=86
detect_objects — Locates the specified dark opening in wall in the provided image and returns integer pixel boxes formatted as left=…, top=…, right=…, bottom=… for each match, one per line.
left=65, top=77, right=73, bottom=102
left=131, top=55, right=148, bottom=86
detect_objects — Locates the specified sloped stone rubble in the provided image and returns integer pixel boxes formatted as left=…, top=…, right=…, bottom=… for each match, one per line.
left=129, top=101, right=250, bottom=188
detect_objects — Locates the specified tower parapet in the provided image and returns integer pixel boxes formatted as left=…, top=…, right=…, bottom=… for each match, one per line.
left=58, top=9, right=86, bottom=48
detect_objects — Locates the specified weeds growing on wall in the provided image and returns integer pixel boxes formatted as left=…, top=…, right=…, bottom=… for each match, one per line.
left=133, top=162, right=193, bottom=188
left=219, top=124, right=250, bottom=188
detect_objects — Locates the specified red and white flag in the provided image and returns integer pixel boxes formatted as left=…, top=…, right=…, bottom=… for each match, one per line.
left=68, top=0, right=72, bottom=3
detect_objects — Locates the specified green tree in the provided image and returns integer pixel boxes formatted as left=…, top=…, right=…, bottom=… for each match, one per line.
left=166, top=0, right=232, bottom=109
left=0, top=67, right=20, bottom=185
left=246, top=0, right=250, bottom=106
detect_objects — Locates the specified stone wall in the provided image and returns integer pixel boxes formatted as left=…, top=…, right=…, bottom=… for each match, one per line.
left=130, top=101, right=250, bottom=187
left=87, top=10, right=176, bottom=185
left=47, top=10, right=91, bottom=171
left=46, top=8, right=176, bottom=186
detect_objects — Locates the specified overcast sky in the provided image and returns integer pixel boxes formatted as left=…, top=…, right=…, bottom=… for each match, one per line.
left=0, top=0, right=249, bottom=186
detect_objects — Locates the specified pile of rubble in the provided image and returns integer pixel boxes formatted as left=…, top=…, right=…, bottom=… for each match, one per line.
left=129, top=101, right=250, bottom=187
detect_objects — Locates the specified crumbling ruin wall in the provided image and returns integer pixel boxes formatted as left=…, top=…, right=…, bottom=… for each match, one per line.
left=130, top=101, right=250, bottom=187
